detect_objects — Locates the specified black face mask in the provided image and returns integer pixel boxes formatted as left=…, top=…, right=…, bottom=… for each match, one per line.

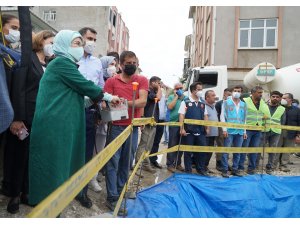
left=123, top=64, right=136, bottom=76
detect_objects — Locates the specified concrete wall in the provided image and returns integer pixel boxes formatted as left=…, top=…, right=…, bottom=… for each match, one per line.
left=281, top=7, right=300, bottom=67
left=239, top=6, right=278, bottom=19
left=33, top=6, right=110, bottom=57
left=214, top=6, right=236, bottom=67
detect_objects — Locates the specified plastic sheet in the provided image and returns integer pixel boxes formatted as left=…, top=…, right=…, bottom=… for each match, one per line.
left=127, top=173, right=300, bottom=218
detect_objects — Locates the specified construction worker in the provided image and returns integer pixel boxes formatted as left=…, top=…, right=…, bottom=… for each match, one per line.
left=238, top=86, right=269, bottom=175
left=220, top=85, right=247, bottom=177
left=179, top=82, right=208, bottom=176
left=259, top=91, right=286, bottom=174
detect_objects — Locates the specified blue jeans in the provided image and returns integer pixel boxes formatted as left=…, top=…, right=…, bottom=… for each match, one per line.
left=150, top=120, right=165, bottom=163
left=166, top=126, right=183, bottom=167
left=239, top=130, right=262, bottom=171
left=129, top=127, right=138, bottom=168
left=81, top=108, right=97, bottom=197
left=182, top=134, right=207, bottom=173
left=164, top=125, right=169, bottom=142
left=105, top=125, right=136, bottom=202
left=222, top=134, right=244, bottom=172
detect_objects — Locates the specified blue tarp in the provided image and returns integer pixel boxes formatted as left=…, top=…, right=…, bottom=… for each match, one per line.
left=127, top=173, right=300, bottom=218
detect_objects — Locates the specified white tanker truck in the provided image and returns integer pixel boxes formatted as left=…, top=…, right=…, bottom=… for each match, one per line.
left=244, top=62, right=300, bottom=100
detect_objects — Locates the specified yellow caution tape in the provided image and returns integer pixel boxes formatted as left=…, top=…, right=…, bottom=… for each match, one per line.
left=133, top=118, right=300, bottom=131
left=184, top=119, right=264, bottom=131
left=113, top=151, right=149, bottom=217
left=156, top=122, right=183, bottom=127
left=132, top=117, right=153, bottom=126
left=148, top=145, right=181, bottom=157
left=27, top=125, right=132, bottom=218
left=265, top=124, right=300, bottom=131
left=148, top=145, right=300, bottom=155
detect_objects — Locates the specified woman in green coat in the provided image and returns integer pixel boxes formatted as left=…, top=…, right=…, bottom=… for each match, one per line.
left=28, top=30, right=118, bottom=205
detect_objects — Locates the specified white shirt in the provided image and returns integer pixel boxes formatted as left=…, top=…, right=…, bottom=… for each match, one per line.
left=78, top=55, right=105, bottom=88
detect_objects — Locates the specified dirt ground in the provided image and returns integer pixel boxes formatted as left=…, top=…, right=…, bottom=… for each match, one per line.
left=1, top=141, right=300, bottom=218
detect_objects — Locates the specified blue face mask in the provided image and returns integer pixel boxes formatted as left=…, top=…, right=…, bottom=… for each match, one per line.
left=68, top=46, right=84, bottom=62
left=292, top=103, right=299, bottom=107
left=176, top=89, right=183, bottom=97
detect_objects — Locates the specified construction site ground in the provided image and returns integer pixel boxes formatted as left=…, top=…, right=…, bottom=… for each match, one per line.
left=1, top=141, right=300, bottom=218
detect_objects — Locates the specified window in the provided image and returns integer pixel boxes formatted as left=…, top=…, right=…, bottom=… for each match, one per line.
left=194, top=71, right=218, bottom=89
left=239, top=18, right=277, bottom=49
left=43, top=10, right=56, bottom=21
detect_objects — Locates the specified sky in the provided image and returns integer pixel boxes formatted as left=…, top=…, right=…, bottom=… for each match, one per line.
left=117, top=4, right=192, bottom=87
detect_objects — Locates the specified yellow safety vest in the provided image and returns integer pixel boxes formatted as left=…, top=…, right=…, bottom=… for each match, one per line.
left=264, top=105, right=285, bottom=134
left=243, top=97, right=269, bottom=127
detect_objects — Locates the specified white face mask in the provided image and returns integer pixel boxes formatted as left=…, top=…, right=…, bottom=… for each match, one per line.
left=196, top=91, right=203, bottom=98
left=5, top=29, right=20, bottom=43
left=83, top=41, right=96, bottom=54
left=107, top=66, right=117, bottom=77
left=281, top=99, right=288, bottom=106
left=232, top=92, right=241, bottom=99
left=43, top=44, right=54, bottom=57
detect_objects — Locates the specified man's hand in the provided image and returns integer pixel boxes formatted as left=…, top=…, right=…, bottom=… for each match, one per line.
left=10, top=121, right=27, bottom=136
left=110, top=96, right=120, bottom=105
left=223, top=131, right=228, bottom=138
left=180, top=128, right=187, bottom=136
left=295, top=135, right=300, bottom=144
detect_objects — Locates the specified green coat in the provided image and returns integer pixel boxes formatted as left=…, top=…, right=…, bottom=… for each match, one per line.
left=29, top=57, right=102, bottom=205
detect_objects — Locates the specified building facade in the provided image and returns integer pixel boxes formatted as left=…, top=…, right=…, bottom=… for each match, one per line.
left=186, top=6, right=300, bottom=87
left=31, top=6, right=129, bottom=57
left=1, top=6, right=57, bottom=33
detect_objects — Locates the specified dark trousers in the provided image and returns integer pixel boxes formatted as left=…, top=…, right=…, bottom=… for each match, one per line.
left=205, top=136, right=216, bottom=169
left=2, top=125, right=30, bottom=197
left=149, top=120, right=165, bottom=164
left=81, top=109, right=97, bottom=197
left=183, top=134, right=207, bottom=173
left=166, top=126, right=183, bottom=167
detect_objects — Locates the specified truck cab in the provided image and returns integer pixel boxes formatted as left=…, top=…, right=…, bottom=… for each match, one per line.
left=184, top=65, right=228, bottom=101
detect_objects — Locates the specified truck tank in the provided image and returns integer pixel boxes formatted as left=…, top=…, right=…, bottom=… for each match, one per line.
left=243, top=62, right=300, bottom=100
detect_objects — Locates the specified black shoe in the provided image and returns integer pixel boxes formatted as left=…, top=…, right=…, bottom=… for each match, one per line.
left=216, top=166, right=223, bottom=172
left=151, top=161, right=162, bottom=169
left=106, top=200, right=128, bottom=217
left=197, top=170, right=209, bottom=176
left=221, top=171, right=230, bottom=178
left=247, top=170, right=255, bottom=175
left=76, top=194, right=92, bottom=208
left=7, top=197, right=20, bottom=214
left=20, top=193, right=29, bottom=205
left=232, top=170, right=243, bottom=177
left=266, top=168, right=273, bottom=175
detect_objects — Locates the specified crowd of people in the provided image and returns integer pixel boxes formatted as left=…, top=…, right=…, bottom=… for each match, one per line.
left=1, top=13, right=300, bottom=217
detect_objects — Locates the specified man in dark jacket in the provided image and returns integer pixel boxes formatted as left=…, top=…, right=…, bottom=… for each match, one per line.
left=276, top=93, right=300, bottom=171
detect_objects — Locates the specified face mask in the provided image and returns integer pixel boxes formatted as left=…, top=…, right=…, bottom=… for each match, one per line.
left=232, top=92, right=241, bottom=99
left=5, top=29, right=20, bottom=43
left=292, top=103, right=298, bottom=107
left=176, top=89, right=183, bottom=97
left=281, top=99, right=288, bottom=106
left=83, top=41, right=96, bottom=54
left=43, top=44, right=54, bottom=57
left=196, top=91, right=203, bottom=98
left=68, top=47, right=84, bottom=62
left=107, top=66, right=117, bottom=77
left=123, top=64, right=136, bottom=76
